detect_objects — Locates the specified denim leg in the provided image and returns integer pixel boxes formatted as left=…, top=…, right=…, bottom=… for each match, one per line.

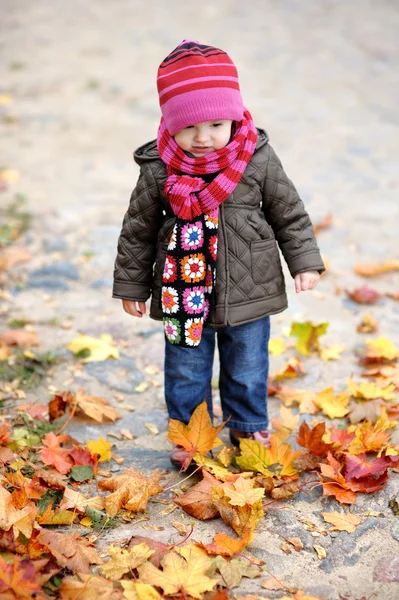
left=218, top=316, right=270, bottom=432
left=164, top=326, right=215, bottom=424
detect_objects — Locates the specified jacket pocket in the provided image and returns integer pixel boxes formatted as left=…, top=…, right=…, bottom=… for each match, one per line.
left=251, top=238, right=283, bottom=289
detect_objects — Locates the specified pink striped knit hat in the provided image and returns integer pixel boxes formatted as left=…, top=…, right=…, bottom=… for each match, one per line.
left=157, top=40, right=244, bottom=136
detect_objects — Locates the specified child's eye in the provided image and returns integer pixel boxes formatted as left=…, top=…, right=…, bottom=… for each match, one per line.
left=185, top=125, right=194, bottom=129
left=212, top=123, right=222, bottom=128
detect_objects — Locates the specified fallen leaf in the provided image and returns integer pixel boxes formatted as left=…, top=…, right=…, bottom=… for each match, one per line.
left=71, top=390, right=121, bottom=422
left=197, top=530, right=255, bottom=557
left=38, top=503, right=76, bottom=526
left=86, top=437, right=112, bottom=462
left=354, top=259, right=399, bottom=277
left=0, top=247, right=31, bottom=271
left=319, top=345, right=344, bottom=361
left=360, top=337, right=398, bottom=365
left=135, top=381, right=150, bottom=393
left=386, top=291, right=399, bottom=301
left=98, top=467, right=163, bottom=517
left=261, top=577, right=295, bottom=592
left=314, top=212, right=333, bottom=236
left=211, top=555, right=261, bottom=589
left=145, top=423, right=159, bottom=436
left=0, top=555, right=42, bottom=598
left=121, top=581, right=161, bottom=600
left=0, top=329, right=40, bottom=347
left=173, top=470, right=223, bottom=520
left=59, top=487, right=105, bottom=513
left=357, top=312, right=378, bottom=334
left=320, top=511, right=361, bottom=533
left=313, top=544, right=327, bottom=559
left=70, top=445, right=98, bottom=474
left=272, top=357, right=305, bottom=379
left=67, top=333, right=119, bottom=362
left=138, top=547, right=217, bottom=599
left=223, top=476, right=265, bottom=506
left=167, top=401, right=225, bottom=470
left=101, top=542, right=153, bottom=580
left=236, top=435, right=301, bottom=479
left=348, top=379, right=396, bottom=401
left=286, top=537, right=304, bottom=551
left=314, top=388, right=351, bottom=419
left=296, top=422, right=333, bottom=457
left=40, top=432, right=73, bottom=474
left=271, top=406, right=300, bottom=440
left=268, top=338, right=287, bottom=356
left=127, top=536, right=169, bottom=568
left=211, top=482, right=264, bottom=535
left=290, top=321, right=328, bottom=356
left=59, top=573, right=121, bottom=600
left=216, top=446, right=235, bottom=467
left=271, top=481, right=300, bottom=499
left=120, top=428, right=134, bottom=440
left=193, top=453, right=235, bottom=482
left=37, top=529, right=103, bottom=573
left=319, top=453, right=356, bottom=504
left=346, top=285, right=381, bottom=304
left=173, top=521, right=187, bottom=536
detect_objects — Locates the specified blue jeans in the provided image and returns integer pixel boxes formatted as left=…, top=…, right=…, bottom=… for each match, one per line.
left=164, top=316, right=270, bottom=432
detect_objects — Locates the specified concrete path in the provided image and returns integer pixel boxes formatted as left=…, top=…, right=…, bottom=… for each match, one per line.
left=1, top=1, right=399, bottom=598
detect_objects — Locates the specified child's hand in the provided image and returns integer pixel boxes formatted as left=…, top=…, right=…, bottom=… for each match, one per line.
left=122, top=299, right=146, bottom=318
left=294, top=271, right=320, bottom=293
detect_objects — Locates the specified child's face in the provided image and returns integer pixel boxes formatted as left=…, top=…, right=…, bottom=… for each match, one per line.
left=174, top=120, right=233, bottom=157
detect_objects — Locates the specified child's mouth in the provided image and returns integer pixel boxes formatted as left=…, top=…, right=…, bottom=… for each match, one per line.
left=191, top=146, right=213, bottom=154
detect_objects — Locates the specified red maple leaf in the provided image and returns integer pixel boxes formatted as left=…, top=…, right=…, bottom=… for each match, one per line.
left=69, top=446, right=98, bottom=475
left=344, top=453, right=390, bottom=479
left=296, top=422, right=333, bottom=457
left=330, top=427, right=356, bottom=451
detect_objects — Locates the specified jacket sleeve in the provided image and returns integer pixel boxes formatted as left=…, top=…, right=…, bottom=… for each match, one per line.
left=112, top=163, right=163, bottom=301
left=262, top=146, right=325, bottom=277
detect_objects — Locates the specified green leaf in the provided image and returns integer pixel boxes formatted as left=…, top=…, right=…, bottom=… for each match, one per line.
left=69, top=465, right=94, bottom=482
left=290, top=321, right=329, bottom=355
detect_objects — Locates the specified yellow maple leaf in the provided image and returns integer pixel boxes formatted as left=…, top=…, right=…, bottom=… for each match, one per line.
left=86, top=437, right=112, bottom=462
left=320, top=511, right=361, bottom=533
left=101, top=542, right=154, bottom=580
left=216, top=446, right=235, bottom=467
left=268, top=337, right=287, bottom=356
left=211, top=485, right=264, bottom=536
left=314, top=388, right=351, bottom=419
left=138, top=548, right=217, bottom=599
left=121, top=581, right=162, bottom=600
left=348, top=379, right=396, bottom=401
left=236, top=434, right=301, bottom=479
left=167, top=401, right=224, bottom=468
left=365, top=337, right=398, bottom=362
left=98, top=467, right=163, bottom=517
left=319, top=345, right=345, bottom=361
left=193, top=453, right=235, bottom=482
left=290, top=321, right=329, bottom=355
left=347, top=419, right=391, bottom=455
left=223, top=476, right=265, bottom=506
left=67, top=333, right=119, bottom=362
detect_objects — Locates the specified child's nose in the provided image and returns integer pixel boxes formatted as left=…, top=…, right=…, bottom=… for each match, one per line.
left=194, top=128, right=209, bottom=143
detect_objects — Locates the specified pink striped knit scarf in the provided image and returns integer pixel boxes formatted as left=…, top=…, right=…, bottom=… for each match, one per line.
left=157, top=110, right=258, bottom=348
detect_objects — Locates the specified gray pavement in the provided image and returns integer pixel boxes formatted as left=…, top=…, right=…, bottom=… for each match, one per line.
left=1, top=1, right=399, bottom=598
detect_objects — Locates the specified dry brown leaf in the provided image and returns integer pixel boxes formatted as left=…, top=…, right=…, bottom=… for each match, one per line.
left=320, top=511, right=361, bottom=533
left=145, top=423, right=159, bottom=436
left=59, top=573, right=122, bottom=600
left=354, top=259, right=399, bottom=277
left=172, top=521, right=187, bottom=536
left=286, top=537, right=304, bottom=552
left=120, top=428, right=134, bottom=440
left=313, top=544, right=327, bottom=560
left=0, top=329, right=40, bottom=347
left=98, top=467, right=163, bottom=517
left=174, top=471, right=223, bottom=520
left=357, top=312, right=378, bottom=333
left=37, top=529, right=103, bottom=573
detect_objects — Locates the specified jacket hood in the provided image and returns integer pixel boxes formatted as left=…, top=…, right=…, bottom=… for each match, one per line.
left=133, top=128, right=269, bottom=165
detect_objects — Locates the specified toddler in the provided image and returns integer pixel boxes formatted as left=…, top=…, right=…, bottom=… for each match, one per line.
left=113, top=40, right=324, bottom=467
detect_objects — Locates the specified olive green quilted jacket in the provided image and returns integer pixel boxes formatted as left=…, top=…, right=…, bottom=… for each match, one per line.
left=112, top=129, right=324, bottom=326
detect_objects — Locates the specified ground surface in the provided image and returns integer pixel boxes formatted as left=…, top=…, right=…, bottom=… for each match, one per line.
left=1, top=1, right=399, bottom=598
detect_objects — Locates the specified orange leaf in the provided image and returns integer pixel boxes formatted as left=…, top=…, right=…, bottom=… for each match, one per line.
left=271, top=357, right=306, bottom=380
left=197, top=530, right=255, bottom=557
left=296, top=422, right=333, bottom=457
left=0, top=555, right=41, bottom=598
left=0, top=424, right=11, bottom=446
left=37, top=529, right=103, bottom=573
left=346, top=286, right=381, bottom=304
left=167, top=401, right=225, bottom=469
left=97, top=467, right=163, bottom=517
left=314, top=212, right=333, bottom=236
left=354, top=259, right=399, bottom=277
left=319, top=453, right=356, bottom=504
left=40, top=432, right=73, bottom=475
left=0, top=329, right=40, bottom=347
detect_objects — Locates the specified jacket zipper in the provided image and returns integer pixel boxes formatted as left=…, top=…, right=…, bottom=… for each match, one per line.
left=219, top=203, right=229, bottom=326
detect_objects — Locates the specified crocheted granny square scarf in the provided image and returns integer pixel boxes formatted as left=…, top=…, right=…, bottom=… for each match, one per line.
left=157, top=110, right=257, bottom=348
